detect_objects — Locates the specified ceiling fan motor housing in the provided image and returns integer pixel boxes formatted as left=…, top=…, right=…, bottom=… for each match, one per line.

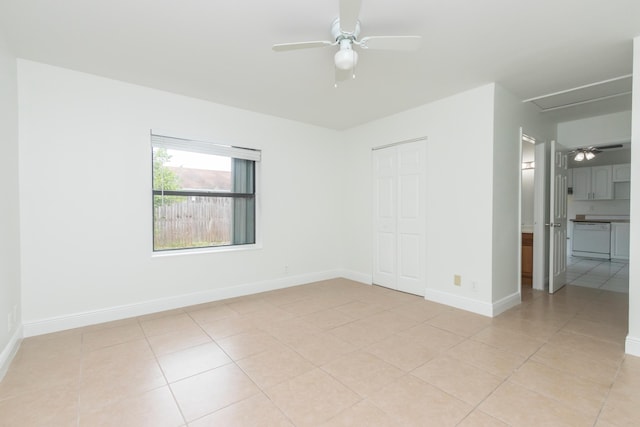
left=331, top=18, right=361, bottom=41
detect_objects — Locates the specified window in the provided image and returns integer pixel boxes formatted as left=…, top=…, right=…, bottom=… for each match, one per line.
left=151, top=133, right=260, bottom=251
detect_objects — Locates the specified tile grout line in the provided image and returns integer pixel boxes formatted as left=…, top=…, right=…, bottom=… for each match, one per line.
left=140, top=315, right=190, bottom=426
left=181, top=303, right=295, bottom=425
left=591, top=354, right=627, bottom=427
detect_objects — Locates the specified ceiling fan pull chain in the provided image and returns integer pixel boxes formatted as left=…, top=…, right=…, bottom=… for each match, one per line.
left=352, top=56, right=357, bottom=79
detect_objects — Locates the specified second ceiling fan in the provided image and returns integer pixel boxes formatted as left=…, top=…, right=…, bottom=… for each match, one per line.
left=570, top=144, right=624, bottom=161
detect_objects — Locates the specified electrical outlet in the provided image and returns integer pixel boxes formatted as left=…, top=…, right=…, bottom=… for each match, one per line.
left=454, top=275, right=461, bottom=286
left=7, top=313, right=12, bottom=333
left=472, top=281, right=478, bottom=292
left=284, top=265, right=289, bottom=274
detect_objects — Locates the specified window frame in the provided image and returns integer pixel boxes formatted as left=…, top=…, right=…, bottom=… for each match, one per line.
left=151, top=132, right=261, bottom=254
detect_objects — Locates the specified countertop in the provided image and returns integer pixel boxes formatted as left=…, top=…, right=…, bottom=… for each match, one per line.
left=570, top=219, right=630, bottom=223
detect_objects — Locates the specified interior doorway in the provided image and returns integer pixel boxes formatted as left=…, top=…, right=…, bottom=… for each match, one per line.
left=525, top=138, right=632, bottom=296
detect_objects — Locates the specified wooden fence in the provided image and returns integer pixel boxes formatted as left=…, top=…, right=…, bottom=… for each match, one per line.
left=154, top=197, right=232, bottom=249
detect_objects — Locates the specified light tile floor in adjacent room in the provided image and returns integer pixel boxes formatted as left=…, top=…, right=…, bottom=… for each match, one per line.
left=0, top=277, right=637, bottom=426
left=567, top=256, right=629, bottom=293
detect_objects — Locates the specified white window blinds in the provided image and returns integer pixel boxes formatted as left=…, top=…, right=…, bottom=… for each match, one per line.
left=151, top=133, right=261, bottom=162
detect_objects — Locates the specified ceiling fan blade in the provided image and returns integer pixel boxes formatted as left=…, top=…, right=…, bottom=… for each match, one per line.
left=594, top=144, right=624, bottom=150
left=358, top=36, right=422, bottom=51
left=339, top=0, right=363, bottom=34
left=272, top=41, right=334, bottom=52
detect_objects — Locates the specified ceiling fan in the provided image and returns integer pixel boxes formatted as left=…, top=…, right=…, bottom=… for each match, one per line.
left=569, top=144, right=624, bottom=161
left=272, top=0, right=422, bottom=84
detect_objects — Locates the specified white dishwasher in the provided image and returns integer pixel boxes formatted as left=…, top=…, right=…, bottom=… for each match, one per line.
left=572, top=222, right=611, bottom=259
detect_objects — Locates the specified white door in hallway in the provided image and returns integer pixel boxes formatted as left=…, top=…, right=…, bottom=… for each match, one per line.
left=373, top=140, right=427, bottom=296
left=548, top=140, right=568, bottom=293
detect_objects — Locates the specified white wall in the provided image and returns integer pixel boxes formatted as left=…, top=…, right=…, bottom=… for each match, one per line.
left=557, top=111, right=631, bottom=149
left=627, top=36, right=640, bottom=357
left=342, top=84, right=497, bottom=314
left=340, top=83, right=553, bottom=315
left=341, top=84, right=552, bottom=315
left=18, top=60, right=346, bottom=334
left=0, top=31, right=22, bottom=377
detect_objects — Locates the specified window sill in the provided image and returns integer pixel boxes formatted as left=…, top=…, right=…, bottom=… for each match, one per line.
left=151, top=243, right=262, bottom=258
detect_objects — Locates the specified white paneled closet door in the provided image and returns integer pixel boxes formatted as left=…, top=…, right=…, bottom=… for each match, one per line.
left=373, top=140, right=427, bottom=296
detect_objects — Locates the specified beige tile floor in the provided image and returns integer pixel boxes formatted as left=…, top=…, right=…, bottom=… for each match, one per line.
left=567, top=257, right=629, bottom=293
left=0, top=278, right=637, bottom=426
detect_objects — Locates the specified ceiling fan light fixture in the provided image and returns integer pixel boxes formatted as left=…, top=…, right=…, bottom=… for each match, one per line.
left=585, top=151, right=596, bottom=160
left=334, top=46, right=358, bottom=70
left=574, top=151, right=585, bottom=161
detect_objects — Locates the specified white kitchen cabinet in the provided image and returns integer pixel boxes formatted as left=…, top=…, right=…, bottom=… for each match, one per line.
left=613, top=163, right=631, bottom=182
left=571, top=167, right=591, bottom=200
left=614, top=181, right=631, bottom=200
left=591, top=166, right=613, bottom=199
left=571, top=165, right=613, bottom=200
left=610, top=222, right=630, bottom=260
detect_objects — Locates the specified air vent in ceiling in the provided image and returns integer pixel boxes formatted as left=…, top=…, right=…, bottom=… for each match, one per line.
left=523, top=75, right=632, bottom=112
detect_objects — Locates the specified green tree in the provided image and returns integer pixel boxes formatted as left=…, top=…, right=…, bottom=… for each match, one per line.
left=153, top=148, right=182, bottom=207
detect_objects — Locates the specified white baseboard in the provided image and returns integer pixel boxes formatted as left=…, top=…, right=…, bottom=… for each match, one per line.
left=492, top=291, right=521, bottom=316
left=340, top=270, right=372, bottom=285
left=0, top=325, right=23, bottom=381
left=424, top=289, right=493, bottom=317
left=23, top=269, right=350, bottom=337
left=626, top=335, right=640, bottom=357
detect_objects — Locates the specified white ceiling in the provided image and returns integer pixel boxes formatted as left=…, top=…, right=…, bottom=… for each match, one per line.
left=1, top=0, right=639, bottom=129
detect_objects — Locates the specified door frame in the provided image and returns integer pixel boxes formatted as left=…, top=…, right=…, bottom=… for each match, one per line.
left=520, top=130, right=548, bottom=292
left=518, top=128, right=524, bottom=294
left=532, top=141, right=548, bottom=291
